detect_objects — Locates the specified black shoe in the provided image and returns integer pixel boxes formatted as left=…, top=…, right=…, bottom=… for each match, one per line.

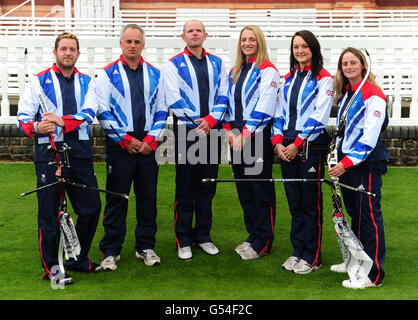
left=42, top=271, right=74, bottom=286
left=66, top=261, right=103, bottom=273
left=89, top=262, right=103, bottom=273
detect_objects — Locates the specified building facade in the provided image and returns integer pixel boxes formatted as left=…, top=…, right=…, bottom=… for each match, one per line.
left=1, top=1, right=418, bottom=18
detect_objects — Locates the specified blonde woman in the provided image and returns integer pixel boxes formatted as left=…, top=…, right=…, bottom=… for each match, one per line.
left=223, top=25, right=280, bottom=260
left=328, top=47, right=388, bottom=289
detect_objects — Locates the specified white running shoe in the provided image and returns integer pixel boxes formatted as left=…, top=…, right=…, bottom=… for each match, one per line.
left=235, top=242, right=251, bottom=255
left=101, top=255, right=120, bottom=271
left=178, top=246, right=192, bottom=261
left=342, top=277, right=381, bottom=289
left=292, top=259, right=322, bottom=274
left=198, top=242, right=219, bottom=256
left=240, top=246, right=267, bottom=260
left=281, top=256, right=300, bottom=271
left=330, top=262, right=347, bottom=273
left=136, top=249, right=161, bottom=266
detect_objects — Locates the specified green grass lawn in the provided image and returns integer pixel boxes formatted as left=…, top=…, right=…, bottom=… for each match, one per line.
left=0, top=163, right=417, bottom=300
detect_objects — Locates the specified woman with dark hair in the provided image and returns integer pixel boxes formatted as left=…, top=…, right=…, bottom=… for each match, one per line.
left=328, top=47, right=388, bottom=289
left=271, top=30, right=333, bottom=274
left=289, top=30, right=323, bottom=78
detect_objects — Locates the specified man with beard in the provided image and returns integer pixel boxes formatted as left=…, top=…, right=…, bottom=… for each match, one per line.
left=17, top=32, right=102, bottom=285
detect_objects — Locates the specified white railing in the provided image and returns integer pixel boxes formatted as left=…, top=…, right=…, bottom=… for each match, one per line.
left=1, top=36, right=417, bottom=126
left=1, top=9, right=418, bottom=38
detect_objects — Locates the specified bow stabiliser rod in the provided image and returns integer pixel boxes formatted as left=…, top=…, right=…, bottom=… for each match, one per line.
left=20, top=178, right=130, bottom=200
left=202, top=178, right=375, bottom=197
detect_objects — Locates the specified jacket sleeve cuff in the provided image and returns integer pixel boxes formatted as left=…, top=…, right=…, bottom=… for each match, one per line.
left=62, top=115, right=84, bottom=133
left=242, top=126, right=252, bottom=140
left=271, top=134, right=283, bottom=147
left=118, top=133, right=133, bottom=149
left=293, top=136, right=305, bottom=149
left=19, top=120, right=37, bottom=138
left=143, top=134, right=158, bottom=151
left=341, top=156, right=354, bottom=169
left=203, top=115, right=218, bottom=129
left=222, top=123, right=231, bottom=131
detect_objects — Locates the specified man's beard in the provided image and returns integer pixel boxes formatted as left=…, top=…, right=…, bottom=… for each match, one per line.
left=56, top=58, right=76, bottom=70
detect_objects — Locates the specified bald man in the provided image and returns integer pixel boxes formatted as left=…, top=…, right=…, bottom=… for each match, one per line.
left=163, top=20, right=229, bottom=261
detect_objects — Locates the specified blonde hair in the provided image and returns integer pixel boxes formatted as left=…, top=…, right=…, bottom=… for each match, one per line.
left=55, top=32, right=79, bottom=51
left=232, top=25, right=269, bottom=84
left=334, top=47, right=379, bottom=101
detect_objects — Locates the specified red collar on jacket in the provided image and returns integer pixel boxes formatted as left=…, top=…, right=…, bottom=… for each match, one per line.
left=184, top=47, right=209, bottom=57
left=52, top=63, right=79, bottom=75
left=345, top=79, right=364, bottom=92
left=119, top=55, right=144, bottom=67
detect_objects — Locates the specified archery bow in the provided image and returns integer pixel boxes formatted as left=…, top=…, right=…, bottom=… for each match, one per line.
left=24, top=48, right=76, bottom=276
left=326, top=50, right=374, bottom=285
left=22, top=48, right=129, bottom=281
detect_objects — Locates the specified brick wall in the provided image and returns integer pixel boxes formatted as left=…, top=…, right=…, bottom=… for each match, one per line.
left=1, top=124, right=416, bottom=166
left=2, top=0, right=417, bottom=16
left=376, top=0, right=418, bottom=7
left=121, top=0, right=378, bottom=10
left=381, top=127, right=418, bottom=166
left=0, top=0, right=64, bottom=17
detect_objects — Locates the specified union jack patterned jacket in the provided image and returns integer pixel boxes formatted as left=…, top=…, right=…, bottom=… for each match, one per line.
left=96, top=55, right=167, bottom=150
left=224, top=58, right=280, bottom=139
left=271, top=66, right=334, bottom=148
left=17, top=64, right=97, bottom=160
left=164, top=48, right=228, bottom=129
left=336, top=81, right=388, bottom=168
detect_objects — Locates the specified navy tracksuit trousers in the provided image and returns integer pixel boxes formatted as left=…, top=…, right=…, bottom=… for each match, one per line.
left=339, top=162, right=386, bottom=285
left=231, top=129, right=276, bottom=254
left=100, top=141, right=159, bottom=258
left=36, top=158, right=101, bottom=274
left=173, top=124, right=219, bottom=248
left=281, top=141, right=326, bottom=266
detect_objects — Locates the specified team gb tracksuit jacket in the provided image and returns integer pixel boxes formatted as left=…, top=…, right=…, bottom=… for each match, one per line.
left=224, top=57, right=280, bottom=138
left=164, top=48, right=229, bottom=129
left=17, top=64, right=97, bottom=161
left=271, top=66, right=333, bottom=148
left=96, top=56, right=167, bottom=150
left=336, top=81, right=389, bottom=169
